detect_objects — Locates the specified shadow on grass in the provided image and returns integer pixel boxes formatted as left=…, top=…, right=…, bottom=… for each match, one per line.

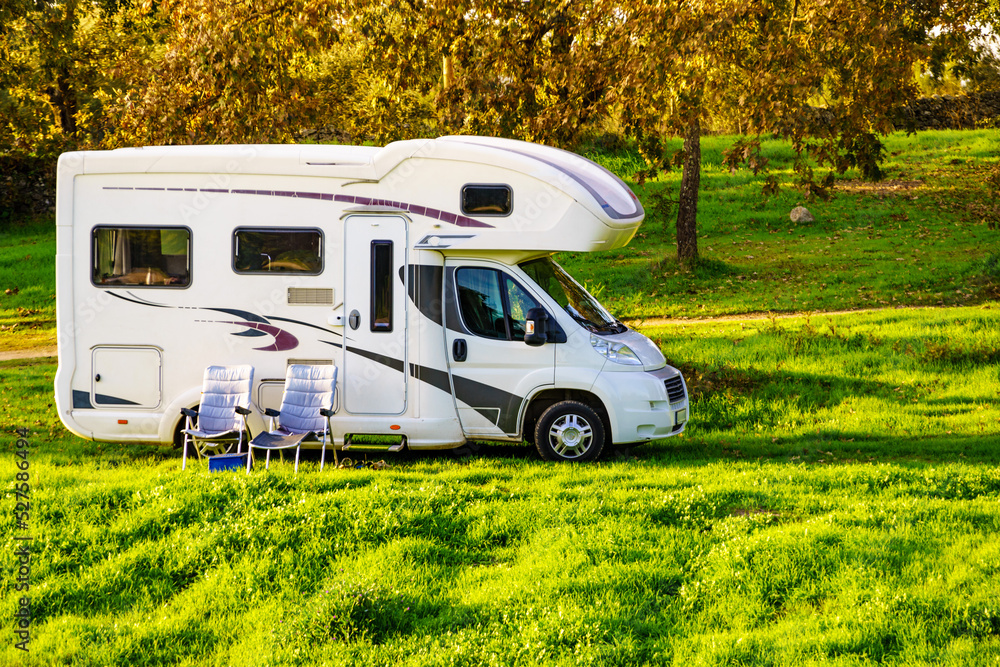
left=639, top=430, right=1000, bottom=466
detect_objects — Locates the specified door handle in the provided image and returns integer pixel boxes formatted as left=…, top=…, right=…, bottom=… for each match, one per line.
left=453, top=338, right=467, bottom=362
left=348, top=310, right=360, bottom=330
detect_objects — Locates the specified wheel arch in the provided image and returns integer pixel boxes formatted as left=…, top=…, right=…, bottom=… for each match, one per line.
left=521, top=388, right=611, bottom=445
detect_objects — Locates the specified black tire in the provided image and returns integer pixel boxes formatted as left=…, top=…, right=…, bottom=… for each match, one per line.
left=533, top=400, right=605, bottom=462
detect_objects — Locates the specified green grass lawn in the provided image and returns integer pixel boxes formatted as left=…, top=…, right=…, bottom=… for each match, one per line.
left=0, top=218, right=56, bottom=351
left=2, top=129, right=1000, bottom=665
left=3, top=301, right=999, bottom=665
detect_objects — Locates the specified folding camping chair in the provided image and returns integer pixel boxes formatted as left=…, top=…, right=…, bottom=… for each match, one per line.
left=181, top=365, right=254, bottom=470
left=246, top=364, right=338, bottom=473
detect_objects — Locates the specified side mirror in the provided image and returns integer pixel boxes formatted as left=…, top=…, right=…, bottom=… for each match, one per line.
left=524, top=307, right=549, bottom=347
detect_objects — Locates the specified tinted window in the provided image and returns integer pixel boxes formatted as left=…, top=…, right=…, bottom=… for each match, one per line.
left=233, top=228, right=322, bottom=274
left=456, top=268, right=541, bottom=341
left=461, top=184, right=512, bottom=216
left=92, top=226, right=190, bottom=287
left=503, top=275, right=542, bottom=341
left=371, top=241, right=393, bottom=332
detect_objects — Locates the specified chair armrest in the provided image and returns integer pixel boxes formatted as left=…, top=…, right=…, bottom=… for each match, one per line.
left=235, top=406, right=251, bottom=416
left=320, top=408, right=335, bottom=417
left=264, top=408, right=281, bottom=418
left=181, top=406, right=199, bottom=419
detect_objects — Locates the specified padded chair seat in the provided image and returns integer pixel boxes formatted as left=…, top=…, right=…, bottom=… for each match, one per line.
left=181, top=364, right=255, bottom=470
left=247, top=364, right=338, bottom=473
left=182, top=427, right=241, bottom=440
left=248, top=431, right=311, bottom=450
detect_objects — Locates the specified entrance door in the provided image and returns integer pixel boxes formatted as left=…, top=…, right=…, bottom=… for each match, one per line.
left=343, top=215, right=408, bottom=414
left=444, top=259, right=555, bottom=437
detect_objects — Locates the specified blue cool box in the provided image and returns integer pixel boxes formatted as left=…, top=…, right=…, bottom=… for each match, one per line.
left=208, top=452, right=250, bottom=472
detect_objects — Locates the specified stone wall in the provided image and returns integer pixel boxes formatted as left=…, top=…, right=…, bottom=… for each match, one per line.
left=0, top=154, right=56, bottom=223
left=896, top=91, right=1000, bottom=131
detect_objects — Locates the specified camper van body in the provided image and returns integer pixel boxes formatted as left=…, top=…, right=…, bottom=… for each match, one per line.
left=54, top=136, right=689, bottom=461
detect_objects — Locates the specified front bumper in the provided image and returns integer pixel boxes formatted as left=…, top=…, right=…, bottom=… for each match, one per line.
left=593, top=365, right=689, bottom=444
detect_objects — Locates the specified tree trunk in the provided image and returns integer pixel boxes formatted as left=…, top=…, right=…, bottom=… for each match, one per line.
left=676, top=117, right=701, bottom=264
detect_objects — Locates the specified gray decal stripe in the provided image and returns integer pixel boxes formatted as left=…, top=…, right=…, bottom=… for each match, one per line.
left=231, top=329, right=268, bottom=338
left=72, top=390, right=93, bottom=409
left=346, top=346, right=405, bottom=373
left=407, top=363, right=523, bottom=433
left=453, top=142, right=642, bottom=220
left=451, top=374, right=523, bottom=433
left=95, top=394, right=141, bottom=406
left=205, top=307, right=270, bottom=324
left=409, top=363, right=451, bottom=393
left=73, top=389, right=140, bottom=408
left=270, top=316, right=344, bottom=338
left=407, top=265, right=444, bottom=325
left=108, top=292, right=169, bottom=307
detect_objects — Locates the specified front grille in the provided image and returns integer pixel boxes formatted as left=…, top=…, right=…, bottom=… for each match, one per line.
left=664, top=375, right=686, bottom=404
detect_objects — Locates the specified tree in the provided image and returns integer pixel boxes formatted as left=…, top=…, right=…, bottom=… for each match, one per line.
left=0, top=0, right=127, bottom=156
left=104, top=0, right=349, bottom=146
left=610, top=0, right=990, bottom=263
left=343, top=0, right=629, bottom=146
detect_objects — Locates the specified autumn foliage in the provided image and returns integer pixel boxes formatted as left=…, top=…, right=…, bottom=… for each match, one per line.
left=2, top=0, right=997, bottom=253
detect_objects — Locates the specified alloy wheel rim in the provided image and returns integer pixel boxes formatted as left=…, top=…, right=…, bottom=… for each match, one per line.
left=549, top=414, right=593, bottom=458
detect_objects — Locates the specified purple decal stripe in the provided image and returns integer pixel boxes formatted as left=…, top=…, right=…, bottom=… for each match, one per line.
left=330, top=194, right=490, bottom=228
left=222, top=321, right=299, bottom=352
left=103, top=186, right=493, bottom=228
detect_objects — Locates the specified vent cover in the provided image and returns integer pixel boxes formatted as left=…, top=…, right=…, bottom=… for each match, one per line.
left=287, top=359, right=333, bottom=367
left=287, top=287, right=334, bottom=305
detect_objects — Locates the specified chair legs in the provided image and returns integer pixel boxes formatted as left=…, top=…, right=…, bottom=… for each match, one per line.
left=246, top=438, right=321, bottom=473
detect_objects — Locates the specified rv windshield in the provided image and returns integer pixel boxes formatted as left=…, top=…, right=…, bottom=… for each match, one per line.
left=519, top=257, right=626, bottom=334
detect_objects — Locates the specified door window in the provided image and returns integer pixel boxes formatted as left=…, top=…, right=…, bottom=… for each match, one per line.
left=456, top=268, right=541, bottom=341
left=371, top=241, right=393, bottom=332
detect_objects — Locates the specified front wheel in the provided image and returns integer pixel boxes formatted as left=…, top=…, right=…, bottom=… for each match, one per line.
left=534, top=400, right=605, bottom=462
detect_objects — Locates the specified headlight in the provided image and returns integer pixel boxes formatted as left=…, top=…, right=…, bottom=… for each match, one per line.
left=591, top=334, right=642, bottom=365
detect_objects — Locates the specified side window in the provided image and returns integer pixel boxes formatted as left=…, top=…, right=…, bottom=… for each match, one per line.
left=456, top=268, right=542, bottom=341
left=92, top=226, right=190, bottom=287
left=371, top=241, right=393, bottom=332
left=233, top=228, right=322, bottom=274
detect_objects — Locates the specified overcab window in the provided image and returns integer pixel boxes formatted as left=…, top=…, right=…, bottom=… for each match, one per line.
left=461, top=184, right=512, bottom=216
left=92, top=226, right=190, bottom=287
left=233, top=228, right=323, bottom=274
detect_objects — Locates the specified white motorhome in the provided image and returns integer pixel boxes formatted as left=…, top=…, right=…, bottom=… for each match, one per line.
left=54, top=136, right=688, bottom=462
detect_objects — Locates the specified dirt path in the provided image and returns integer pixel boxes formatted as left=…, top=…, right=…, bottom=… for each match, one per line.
left=624, top=305, right=960, bottom=328
left=0, top=346, right=57, bottom=362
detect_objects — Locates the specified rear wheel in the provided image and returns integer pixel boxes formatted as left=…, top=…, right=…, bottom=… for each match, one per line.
left=533, top=400, right=605, bottom=462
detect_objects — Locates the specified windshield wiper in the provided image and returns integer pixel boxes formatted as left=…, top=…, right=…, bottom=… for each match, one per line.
left=594, top=320, right=628, bottom=334
left=565, top=309, right=626, bottom=334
